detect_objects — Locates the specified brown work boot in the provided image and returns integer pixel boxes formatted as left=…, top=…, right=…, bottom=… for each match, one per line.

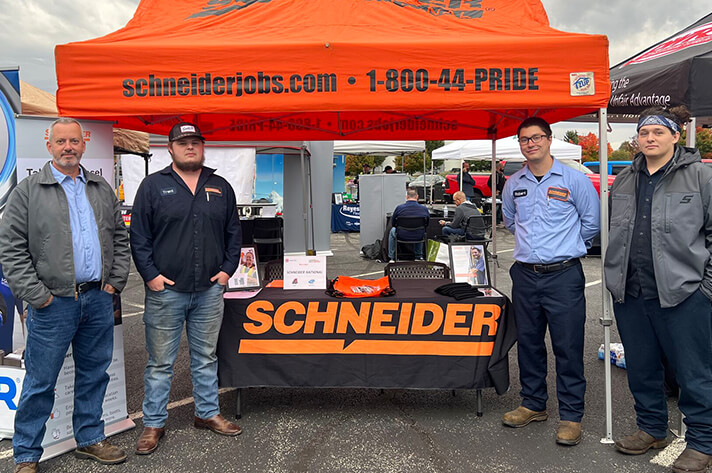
left=502, top=406, right=548, bottom=428
left=194, top=414, right=242, bottom=436
left=75, top=440, right=127, bottom=464
left=136, top=426, right=166, bottom=455
left=14, top=463, right=38, bottom=473
left=556, top=421, right=582, bottom=446
left=672, top=447, right=712, bottom=473
left=614, top=429, right=668, bottom=455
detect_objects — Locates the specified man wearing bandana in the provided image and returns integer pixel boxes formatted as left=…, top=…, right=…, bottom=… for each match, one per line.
left=605, top=107, right=712, bottom=473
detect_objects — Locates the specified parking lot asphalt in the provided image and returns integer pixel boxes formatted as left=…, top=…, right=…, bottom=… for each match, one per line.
left=0, top=229, right=687, bottom=472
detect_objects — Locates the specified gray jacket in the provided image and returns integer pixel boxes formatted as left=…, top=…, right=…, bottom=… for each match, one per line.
left=0, top=162, right=130, bottom=308
left=604, top=146, right=712, bottom=308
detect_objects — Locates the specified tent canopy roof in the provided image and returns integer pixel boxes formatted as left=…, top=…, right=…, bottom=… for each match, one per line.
left=432, top=136, right=581, bottom=161
left=55, top=0, right=610, bottom=141
left=333, top=140, right=425, bottom=155
left=608, top=12, right=712, bottom=118
left=19, top=80, right=150, bottom=155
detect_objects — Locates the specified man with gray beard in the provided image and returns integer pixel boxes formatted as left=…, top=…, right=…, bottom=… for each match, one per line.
left=130, top=122, right=243, bottom=455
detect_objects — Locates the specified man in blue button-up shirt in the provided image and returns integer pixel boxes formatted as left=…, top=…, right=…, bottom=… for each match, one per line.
left=501, top=117, right=599, bottom=447
left=0, top=118, right=130, bottom=471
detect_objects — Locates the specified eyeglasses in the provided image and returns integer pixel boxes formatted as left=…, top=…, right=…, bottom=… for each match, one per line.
left=518, top=134, right=549, bottom=145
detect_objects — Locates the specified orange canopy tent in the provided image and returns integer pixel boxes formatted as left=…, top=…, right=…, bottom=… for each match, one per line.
left=54, top=0, right=617, bottom=442
left=55, top=0, right=610, bottom=141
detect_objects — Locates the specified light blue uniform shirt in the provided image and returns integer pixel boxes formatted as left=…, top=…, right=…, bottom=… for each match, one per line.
left=502, top=158, right=600, bottom=264
left=51, top=164, right=102, bottom=283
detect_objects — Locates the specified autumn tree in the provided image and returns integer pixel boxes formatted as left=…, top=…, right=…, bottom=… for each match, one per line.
left=578, top=132, right=613, bottom=162
left=681, top=127, right=712, bottom=159
left=345, top=155, right=386, bottom=176
left=563, top=130, right=580, bottom=144
left=399, top=152, right=433, bottom=175
left=610, top=140, right=636, bottom=160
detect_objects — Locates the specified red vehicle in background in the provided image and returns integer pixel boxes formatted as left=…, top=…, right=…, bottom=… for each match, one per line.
left=445, top=160, right=613, bottom=202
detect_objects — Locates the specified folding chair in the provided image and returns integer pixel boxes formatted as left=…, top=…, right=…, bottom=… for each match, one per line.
left=393, top=216, right=428, bottom=261
left=384, top=261, right=451, bottom=280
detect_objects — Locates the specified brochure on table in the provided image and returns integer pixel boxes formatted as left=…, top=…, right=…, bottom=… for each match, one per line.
left=284, top=255, right=327, bottom=290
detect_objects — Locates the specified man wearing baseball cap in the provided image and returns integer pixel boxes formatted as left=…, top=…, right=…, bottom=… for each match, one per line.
left=130, top=122, right=243, bottom=455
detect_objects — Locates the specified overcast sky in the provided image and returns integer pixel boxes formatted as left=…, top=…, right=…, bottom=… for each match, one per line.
left=1, top=0, right=710, bottom=147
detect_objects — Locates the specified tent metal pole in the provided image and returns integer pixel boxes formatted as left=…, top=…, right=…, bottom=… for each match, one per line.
left=490, top=133, right=497, bottom=287
left=599, top=108, right=614, bottom=444
left=300, top=145, right=310, bottom=255
left=424, top=148, right=428, bottom=205
left=675, top=116, right=696, bottom=439
left=429, top=158, right=434, bottom=206
left=307, top=150, right=316, bottom=256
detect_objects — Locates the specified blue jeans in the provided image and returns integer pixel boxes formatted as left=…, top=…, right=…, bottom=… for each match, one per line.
left=388, top=227, right=424, bottom=260
left=14, top=289, right=114, bottom=463
left=510, top=261, right=587, bottom=422
left=442, top=226, right=465, bottom=238
left=142, top=283, right=225, bottom=427
left=614, top=289, right=712, bottom=454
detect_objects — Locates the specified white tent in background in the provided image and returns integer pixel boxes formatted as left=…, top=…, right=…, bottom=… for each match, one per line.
left=333, top=141, right=425, bottom=155
left=432, top=137, right=581, bottom=162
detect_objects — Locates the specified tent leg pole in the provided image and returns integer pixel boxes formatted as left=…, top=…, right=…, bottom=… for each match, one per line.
left=490, top=134, right=497, bottom=287
left=300, top=145, right=310, bottom=255
left=673, top=116, right=696, bottom=439
left=599, top=108, right=614, bottom=444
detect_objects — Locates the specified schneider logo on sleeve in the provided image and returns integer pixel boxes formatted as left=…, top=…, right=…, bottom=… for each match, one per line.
left=570, top=72, right=595, bottom=96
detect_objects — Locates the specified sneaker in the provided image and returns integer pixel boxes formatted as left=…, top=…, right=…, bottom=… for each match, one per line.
left=502, top=406, right=548, bottom=428
left=388, top=260, right=395, bottom=263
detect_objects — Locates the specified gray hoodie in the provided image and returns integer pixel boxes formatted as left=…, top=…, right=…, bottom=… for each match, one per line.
left=604, top=145, right=712, bottom=308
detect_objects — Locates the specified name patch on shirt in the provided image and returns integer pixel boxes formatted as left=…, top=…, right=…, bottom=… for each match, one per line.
left=547, top=186, right=570, bottom=202
left=513, top=189, right=528, bottom=198
left=161, top=187, right=176, bottom=196
left=205, top=186, right=223, bottom=197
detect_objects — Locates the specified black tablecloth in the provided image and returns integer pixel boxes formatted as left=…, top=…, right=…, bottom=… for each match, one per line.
left=218, top=280, right=515, bottom=393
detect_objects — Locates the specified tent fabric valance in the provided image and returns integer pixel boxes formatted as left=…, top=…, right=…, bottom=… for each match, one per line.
left=55, top=0, right=610, bottom=141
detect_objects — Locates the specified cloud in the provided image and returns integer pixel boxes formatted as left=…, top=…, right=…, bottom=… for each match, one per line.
left=541, top=0, right=711, bottom=65
left=0, top=0, right=140, bottom=92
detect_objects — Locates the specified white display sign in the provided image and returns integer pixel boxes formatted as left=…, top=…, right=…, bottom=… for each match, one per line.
left=0, top=324, right=134, bottom=461
left=15, top=116, right=115, bottom=185
left=283, top=255, right=327, bottom=290
left=121, top=146, right=256, bottom=206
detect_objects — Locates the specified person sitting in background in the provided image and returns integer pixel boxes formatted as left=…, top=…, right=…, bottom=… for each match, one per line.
left=439, top=191, right=483, bottom=240
left=388, top=188, right=430, bottom=262
left=458, top=162, right=481, bottom=206
left=383, top=165, right=395, bottom=174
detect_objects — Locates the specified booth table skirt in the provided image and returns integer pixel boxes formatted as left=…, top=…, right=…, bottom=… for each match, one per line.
left=217, top=280, right=515, bottom=392
left=331, top=203, right=360, bottom=232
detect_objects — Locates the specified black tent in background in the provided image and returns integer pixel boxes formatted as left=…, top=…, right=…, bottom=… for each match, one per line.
left=608, top=12, right=712, bottom=123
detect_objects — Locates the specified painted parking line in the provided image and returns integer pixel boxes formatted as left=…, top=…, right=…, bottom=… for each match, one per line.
left=351, top=270, right=386, bottom=278
left=585, top=279, right=601, bottom=288
left=129, top=387, right=235, bottom=420
left=0, top=389, right=239, bottom=460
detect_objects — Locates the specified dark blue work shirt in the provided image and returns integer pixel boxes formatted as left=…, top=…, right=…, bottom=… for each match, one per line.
left=392, top=200, right=430, bottom=240
left=130, top=165, right=242, bottom=292
left=626, top=159, right=672, bottom=299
